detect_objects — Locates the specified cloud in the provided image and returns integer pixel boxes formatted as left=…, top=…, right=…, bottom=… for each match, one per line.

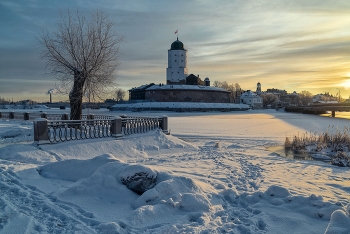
left=1, top=0, right=350, bottom=101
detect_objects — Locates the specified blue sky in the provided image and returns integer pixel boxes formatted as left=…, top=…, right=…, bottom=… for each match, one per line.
left=1, top=0, right=350, bottom=102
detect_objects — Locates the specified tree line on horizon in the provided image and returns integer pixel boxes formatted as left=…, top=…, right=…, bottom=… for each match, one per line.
left=212, top=81, right=342, bottom=107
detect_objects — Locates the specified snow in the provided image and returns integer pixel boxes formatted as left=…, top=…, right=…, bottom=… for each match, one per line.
left=146, top=84, right=227, bottom=91
left=110, top=101, right=249, bottom=111
left=0, top=109, right=350, bottom=233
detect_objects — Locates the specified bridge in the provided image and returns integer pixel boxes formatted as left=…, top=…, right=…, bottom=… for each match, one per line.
left=285, top=103, right=350, bottom=117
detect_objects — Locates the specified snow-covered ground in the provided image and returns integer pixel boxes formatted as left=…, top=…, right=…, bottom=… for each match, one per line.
left=0, top=109, right=349, bottom=233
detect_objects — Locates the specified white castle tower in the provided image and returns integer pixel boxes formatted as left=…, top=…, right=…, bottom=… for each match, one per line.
left=256, top=82, right=262, bottom=94
left=166, top=37, right=188, bottom=84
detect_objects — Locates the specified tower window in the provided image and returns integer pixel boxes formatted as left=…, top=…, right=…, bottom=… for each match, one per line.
left=175, top=60, right=177, bottom=62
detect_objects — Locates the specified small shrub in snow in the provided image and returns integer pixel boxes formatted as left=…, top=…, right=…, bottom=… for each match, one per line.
left=284, top=137, right=292, bottom=150
left=284, top=126, right=350, bottom=167
left=121, top=172, right=157, bottom=195
left=331, top=152, right=350, bottom=167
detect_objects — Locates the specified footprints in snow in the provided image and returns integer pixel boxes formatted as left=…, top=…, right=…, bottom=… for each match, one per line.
left=202, top=146, right=264, bottom=193
left=0, top=167, right=98, bottom=233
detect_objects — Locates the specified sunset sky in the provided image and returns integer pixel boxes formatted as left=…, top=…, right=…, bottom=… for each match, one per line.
left=1, top=0, right=350, bottom=102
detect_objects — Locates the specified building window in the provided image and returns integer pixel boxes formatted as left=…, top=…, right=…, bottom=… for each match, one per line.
left=175, top=60, right=177, bottom=62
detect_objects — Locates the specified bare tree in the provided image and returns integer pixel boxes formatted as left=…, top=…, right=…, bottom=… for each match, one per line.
left=235, top=83, right=241, bottom=93
left=220, top=81, right=229, bottom=90
left=115, top=88, right=126, bottom=102
left=39, top=9, right=123, bottom=120
left=212, top=80, right=222, bottom=87
left=212, top=80, right=241, bottom=102
left=298, top=90, right=313, bottom=105
left=260, top=93, right=278, bottom=107
left=227, top=84, right=236, bottom=102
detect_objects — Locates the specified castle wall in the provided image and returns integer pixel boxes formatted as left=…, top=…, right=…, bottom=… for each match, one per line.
left=145, top=89, right=230, bottom=103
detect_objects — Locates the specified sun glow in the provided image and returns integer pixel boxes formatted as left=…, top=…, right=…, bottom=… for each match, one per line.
left=339, top=73, right=350, bottom=88
left=340, top=80, right=350, bottom=88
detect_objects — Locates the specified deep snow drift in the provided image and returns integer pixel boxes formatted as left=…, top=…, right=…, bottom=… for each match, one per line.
left=0, top=109, right=349, bottom=233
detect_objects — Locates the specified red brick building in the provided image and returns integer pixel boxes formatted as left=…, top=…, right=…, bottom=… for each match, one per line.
left=145, top=84, right=230, bottom=103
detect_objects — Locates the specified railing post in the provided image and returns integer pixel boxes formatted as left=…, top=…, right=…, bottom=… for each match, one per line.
left=24, top=112, right=30, bottom=121
left=62, top=113, right=69, bottom=120
left=9, top=112, right=14, bottom=119
left=111, top=116, right=123, bottom=138
left=33, top=118, right=50, bottom=145
left=161, top=115, right=169, bottom=134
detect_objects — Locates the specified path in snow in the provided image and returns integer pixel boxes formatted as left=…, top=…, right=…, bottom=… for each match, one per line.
left=0, top=164, right=99, bottom=233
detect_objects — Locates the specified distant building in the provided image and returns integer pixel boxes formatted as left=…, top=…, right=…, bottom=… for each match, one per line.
left=266, top=88, right=287, bottom=96
left=256, top=82, right=262, bottom=94
left=186, top=74, right=204, bottom=85
left=313, top=92, right=338, bottom=103
left=129, top=83, right=155, bottom=101
left=240, top=90, right=263, bottom=109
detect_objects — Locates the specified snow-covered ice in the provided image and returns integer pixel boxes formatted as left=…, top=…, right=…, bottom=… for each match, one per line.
left=0, top=109, right=349, bottom=233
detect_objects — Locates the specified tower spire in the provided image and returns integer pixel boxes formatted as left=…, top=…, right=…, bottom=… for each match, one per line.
left=175, top=29, right=178, bottom=40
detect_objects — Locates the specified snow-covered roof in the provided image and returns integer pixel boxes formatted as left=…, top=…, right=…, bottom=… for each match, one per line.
left=241, top=90, right=260, bottom=97
left=146, top=85, right=229, bottom=92
left=129, top=83, right=155, bottom=91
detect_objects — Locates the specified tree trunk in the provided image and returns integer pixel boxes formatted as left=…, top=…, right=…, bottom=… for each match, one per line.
left=69, top=71, right=85, bottom=120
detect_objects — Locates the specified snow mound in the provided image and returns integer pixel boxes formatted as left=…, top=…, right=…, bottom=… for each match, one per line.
left=325, top=208, right=350, bottom=234
left=0, top=144, right=56, bottom=164
left=0, top=121, right=33, bottom=143
left=132, top=173, right=215, bottom=210
left=40, top=129, right=198, bottom=161
left=264, top=185, right=290, bottom=197
left=38, top=154, right=216, bottom=231
left=38, top=154, right=119, bottom=181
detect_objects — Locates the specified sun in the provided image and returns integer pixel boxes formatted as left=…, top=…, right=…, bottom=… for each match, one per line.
left=340, top=79, right=350, bottom=88
left=339, top=73, right=350, bottom=88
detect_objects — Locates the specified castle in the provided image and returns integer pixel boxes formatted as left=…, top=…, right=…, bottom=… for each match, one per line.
left=128, top=37, right=230, bottom=103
